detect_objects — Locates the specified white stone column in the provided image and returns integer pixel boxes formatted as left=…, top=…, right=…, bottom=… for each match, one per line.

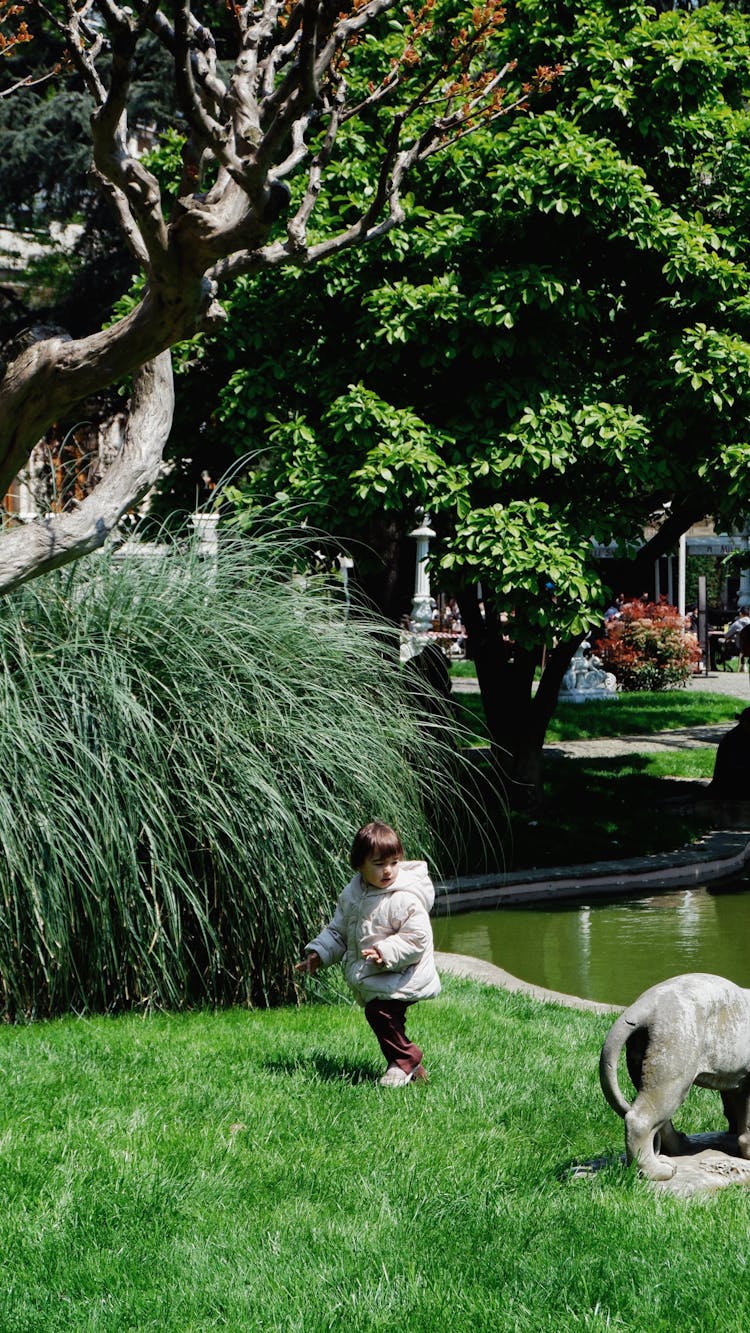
left=409, top=512, right=436, bottom=636
left=191, top=511, right=219, bottom=557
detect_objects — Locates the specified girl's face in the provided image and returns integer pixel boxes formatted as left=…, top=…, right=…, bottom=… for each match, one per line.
left=359, top=852, right=401, bottom=890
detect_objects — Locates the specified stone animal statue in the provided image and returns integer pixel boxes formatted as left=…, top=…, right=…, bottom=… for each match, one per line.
left=599, top=972, right=750, bottom=1180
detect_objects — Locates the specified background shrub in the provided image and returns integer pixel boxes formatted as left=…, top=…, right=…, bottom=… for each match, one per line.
left=0, top=529, right=474, bottom=1019
left=594, top=600, right=701, bottom=692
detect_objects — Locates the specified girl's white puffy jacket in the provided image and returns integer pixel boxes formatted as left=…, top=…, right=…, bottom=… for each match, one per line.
left=306, top=860, right=441, bottom=1006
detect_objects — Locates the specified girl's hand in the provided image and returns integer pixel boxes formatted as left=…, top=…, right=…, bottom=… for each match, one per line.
left=361, top=947, right=384, bottom=965
left=295, top=951, right=321, bottom=974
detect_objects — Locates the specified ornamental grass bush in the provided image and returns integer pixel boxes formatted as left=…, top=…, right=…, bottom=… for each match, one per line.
left=0, top=528, right=480, bottom=1020
left=594, top=599, right=701, bottom=692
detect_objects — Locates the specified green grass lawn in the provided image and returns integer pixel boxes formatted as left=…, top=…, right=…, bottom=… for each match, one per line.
left=547, top=691, right=742, bottom=742
left=448, top=659, right=480, bottom=678
left=453, top=689, right=741, bottom=747
left=1, top=981, right=747, bottom=1332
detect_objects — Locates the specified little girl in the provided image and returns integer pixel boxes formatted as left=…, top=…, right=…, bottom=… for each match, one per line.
left=296, top=821, right=441, bottom=1086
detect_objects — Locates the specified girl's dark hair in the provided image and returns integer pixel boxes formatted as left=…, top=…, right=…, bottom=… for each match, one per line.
left=350, top=821, right=404, bottom=869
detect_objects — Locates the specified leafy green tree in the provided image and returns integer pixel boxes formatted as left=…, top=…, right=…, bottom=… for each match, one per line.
left=214, top=0, right=750, bottom=800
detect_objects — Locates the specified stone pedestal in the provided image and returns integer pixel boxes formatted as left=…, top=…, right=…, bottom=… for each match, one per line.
left=650, top=1133, right=750, bottom=1197
left=571, top=1134, right=750, bottom=1197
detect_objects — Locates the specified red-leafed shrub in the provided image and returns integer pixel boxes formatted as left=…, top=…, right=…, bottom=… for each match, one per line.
left=594, top=600, right=701, bottom=692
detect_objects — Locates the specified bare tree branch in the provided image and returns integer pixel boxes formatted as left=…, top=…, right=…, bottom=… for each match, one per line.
left=0, top=67, right=57, bottom=97
left=0, top=0, right=527, bottom=593
left=91, top=18, right=170, bottom=263
left=60, top=0, right=170, bottom=266
left=133, top=0, right=229, bottom=109
left=173, top=0, right=235, bottom=171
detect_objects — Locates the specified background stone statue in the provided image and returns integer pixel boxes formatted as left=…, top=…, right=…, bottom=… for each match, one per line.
left=559, top=641, right=617, bottom=702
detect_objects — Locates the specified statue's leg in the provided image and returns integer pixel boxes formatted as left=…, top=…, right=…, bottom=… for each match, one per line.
left=625, top=1081, right=692, bottom=1181
left=723, top=1083, right=750, bottom=1159
left=657, top=1118, right=691, bottom=1155
left=720, top=1088, right=739, bottom=1134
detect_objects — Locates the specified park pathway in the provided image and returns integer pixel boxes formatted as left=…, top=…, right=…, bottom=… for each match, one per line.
left=545, top=722, right=731, bottom=761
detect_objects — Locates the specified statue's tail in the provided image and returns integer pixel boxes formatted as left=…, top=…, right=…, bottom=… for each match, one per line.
left=599, top=1011, right=637, bottom=1118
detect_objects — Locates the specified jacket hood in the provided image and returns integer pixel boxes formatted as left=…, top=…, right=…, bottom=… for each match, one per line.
left=372, top=859, right=435, bottom=912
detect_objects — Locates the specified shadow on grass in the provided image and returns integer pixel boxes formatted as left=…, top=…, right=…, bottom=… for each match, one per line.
left=560, top=1152, right=627, bottom=1183
left=508, top=754, right=706, bottom=869
left=262, top=1054, right=379, bottom=1084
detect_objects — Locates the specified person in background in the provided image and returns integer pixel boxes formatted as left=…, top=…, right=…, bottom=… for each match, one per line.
left=724, top=606, right=750, bottom=670
left=708, top=708, right=750, bottom=799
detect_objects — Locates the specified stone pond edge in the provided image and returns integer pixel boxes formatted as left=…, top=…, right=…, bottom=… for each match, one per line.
left=434, top=950, right=620, bottom=1015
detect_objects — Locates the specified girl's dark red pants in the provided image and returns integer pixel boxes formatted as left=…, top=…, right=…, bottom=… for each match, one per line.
left=364, top=998, right=422, bottom=1073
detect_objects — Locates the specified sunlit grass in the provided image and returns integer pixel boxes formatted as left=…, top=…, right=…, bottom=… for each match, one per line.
left=453, top=690, right=740, bottom=747
left=447, top=659, right=479, bottom=677
left=547, top=691, right=741, bottom=741
left=641, top=749, right=715, bottom=780
left=0, top=978, right=747, bottom=1332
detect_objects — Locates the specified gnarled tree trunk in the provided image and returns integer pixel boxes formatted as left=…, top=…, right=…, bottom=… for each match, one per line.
left=0, top=353, right=174, bottom=594
left=0, top=0, right=518, bottom=597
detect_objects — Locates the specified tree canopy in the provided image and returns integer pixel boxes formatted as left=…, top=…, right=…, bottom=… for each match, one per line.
left=208, top=0, right=750, bottom=795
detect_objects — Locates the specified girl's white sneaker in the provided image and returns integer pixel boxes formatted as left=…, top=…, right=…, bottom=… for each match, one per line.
left=379, top=1065, right=414, bottom=1087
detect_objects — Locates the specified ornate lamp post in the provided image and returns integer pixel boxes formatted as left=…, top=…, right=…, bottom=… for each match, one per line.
left=337, top=553, right=354, bottom=619
left=408, top=511, right=436, bottom=636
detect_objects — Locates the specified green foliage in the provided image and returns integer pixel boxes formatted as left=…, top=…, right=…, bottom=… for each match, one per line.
left=0, top=87, right=93, bottom=227
left=207, top=0, right=750, bottom=647
left=0, top=526, right=467, bottom=1019
left=20, top=241, right=85, bottom=308
left=443, top=501, right=604, bottom=637
left=685, top=553, right=726, bottom=607
left=0, top=29, right=176, bottom=227
left=141, top=126, right=187, bottom=206
left=331, top=386, right=455, bottom=505
left=0, top=29, right=174, bottom=346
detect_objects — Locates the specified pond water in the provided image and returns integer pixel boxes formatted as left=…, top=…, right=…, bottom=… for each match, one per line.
left=433, top=881, right=750, bottom=1008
